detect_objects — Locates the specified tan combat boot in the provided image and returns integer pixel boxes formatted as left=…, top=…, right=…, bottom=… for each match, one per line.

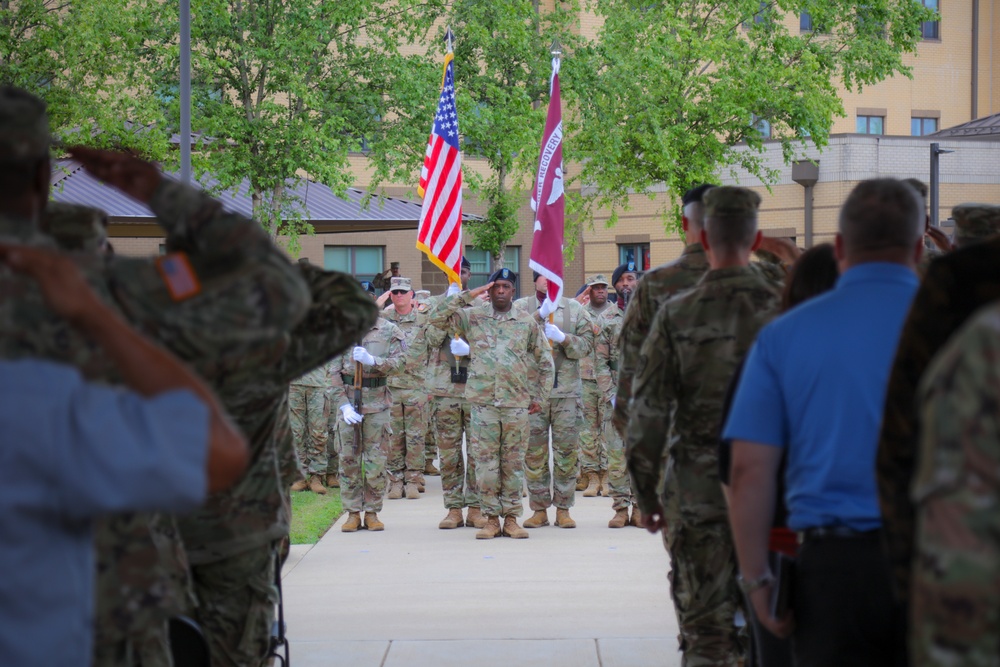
left=502, top=516, right=529, bottom=539
left=325, top=474, right=340, bottom=488
left=555, top=508, right=577, bottom=529
left=387, top=480, right=404, bottom=500
left=418, top=476, right=426, bottom=493
left=439, top=508, right=463, bottom=529
left=599, top=470, right=610, bottom=497
left=405, top=483, right=420, bottom=500
left=475, top=516, right=501, bottom=539
left=424, top=461, right=440, bottom=476
left=523, top=509, right=549, bottom=528
left=608, top=508, right=629, bottom=529
left=364, top=512, right=384, bottom=531
left=341, top=512, right=362, bottom=533
left=308, top=475, right=327, bottom=495
left=576, top=474, right=588, bottom=492
left=629, top=506, right=643, bottom=528
left=583, top=472, right=601, bottom=497
left=290, top=479, right=308, bottom=492
left=465, top=507, right=486, bottom=529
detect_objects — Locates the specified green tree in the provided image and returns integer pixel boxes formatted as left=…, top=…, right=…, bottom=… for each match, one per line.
left=569, top=0, right=936, bottom=232
left=438, top=0, right=579, bottom=268
left=0, top=1, right=166, bottom=157
left=135, top=0, right=446, bottom=252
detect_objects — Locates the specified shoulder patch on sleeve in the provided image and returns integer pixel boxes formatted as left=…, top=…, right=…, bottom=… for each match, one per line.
left=155, top=252, right=202, bottom=301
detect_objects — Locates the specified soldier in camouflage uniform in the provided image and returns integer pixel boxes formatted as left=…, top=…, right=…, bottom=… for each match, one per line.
left=577, top=274, right=620, bottom=500
left=877, top=204, right=1000, bottom=608
left=330, top=311, right=407, bottom=531
left=289, top=363, right=333, bottom=494
left=383, top=276, right=433, bottom=500
left=427, top=270, right=554, bottom=539
left=613, top=185, right=715, bottom=437
left=627, top=187, right=781, bottom=667
left=0, top=87, right=312, bottom=666
left=578, top=275, right=637, bottom=527
left=514, top=273, right=594, bottom=530
left=910, top=299, right=1000, bottom=667
left=426, top=259, right=487, bottom=529
left=42, top=202, right=110, bottom=253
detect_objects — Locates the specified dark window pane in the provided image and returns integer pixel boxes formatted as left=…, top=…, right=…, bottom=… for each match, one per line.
left=800, top=12, right=813, bottom=31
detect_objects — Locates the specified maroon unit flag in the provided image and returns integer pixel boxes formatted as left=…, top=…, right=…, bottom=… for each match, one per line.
left=529, top=56, right=565, bottom=308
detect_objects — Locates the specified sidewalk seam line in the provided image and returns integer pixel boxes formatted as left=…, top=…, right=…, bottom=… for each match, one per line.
left=595, top=638, right=604, bottom=667
left=380, top=639, right=392, bottom=667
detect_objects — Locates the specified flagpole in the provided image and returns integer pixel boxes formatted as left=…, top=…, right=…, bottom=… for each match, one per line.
left=548, top=40, right=561, bottom=324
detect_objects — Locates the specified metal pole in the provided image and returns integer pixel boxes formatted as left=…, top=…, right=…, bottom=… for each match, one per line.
left=929, top=143, right=940, bottom=227
left=804, top=184, right=814, bottom=248
left=180, top=0, right=192, bottom=184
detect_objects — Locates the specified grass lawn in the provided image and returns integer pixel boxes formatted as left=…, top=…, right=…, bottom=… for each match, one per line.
left=290, top=490, right=343, bottom=545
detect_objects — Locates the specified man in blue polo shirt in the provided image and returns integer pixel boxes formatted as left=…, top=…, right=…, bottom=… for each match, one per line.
left=725, top=179, right=924, bottom=667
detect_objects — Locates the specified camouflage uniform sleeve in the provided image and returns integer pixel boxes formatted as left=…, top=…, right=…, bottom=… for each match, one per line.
left=559, top=302, right=595, bottom=361
left=625, top=305, right=679, bottom=516
left=426, top=292, right=472, bottom=336
left=373, top=324, right=407, bottom=374
left=910, top=307, right=1000, bottom=666
left=108, top=179, right=310, bottom=349
left=613, top=280, right=652, bottom=434
left=425, top=322, right=448, bottom=348
left=328, top=354, right=350, bottom=408
left=531, top=321, right=555, bottom=406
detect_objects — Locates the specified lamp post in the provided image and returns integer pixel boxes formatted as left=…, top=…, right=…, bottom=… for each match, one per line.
left=792, top=159, right=820, bottom=248
left=929, top=143, right=954, bottom=227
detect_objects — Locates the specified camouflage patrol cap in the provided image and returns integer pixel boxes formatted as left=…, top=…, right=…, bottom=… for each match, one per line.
left=703, top=186, right=762, bottom=220
left=389, top=276, right=412, bottom=292
left=42, top=202, right=108, bottom=252
left=0, top=87, right=50, bottom=161
left=586, top=274, right=610, bottom=287
left=952, top=204, right=1000, bottom=245
left=414, top=289, right=431, bottom=300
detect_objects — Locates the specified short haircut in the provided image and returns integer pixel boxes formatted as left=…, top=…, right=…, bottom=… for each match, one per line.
left=0, top=156, right=46, bottom=199
left=704, top=213, right=758, bottom=252
left=902, top=178, right=928, bottom=199
left=838, top=179, right=923, bottom=254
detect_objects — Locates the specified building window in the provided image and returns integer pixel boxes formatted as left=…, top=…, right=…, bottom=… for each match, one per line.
left=856, top=115, right=884, bottom=135
left=752, top=114, right=772, bottom=139
left=911, top=117, right=939, bottom=136
left=618, top=243, right=651, bottom=271
left=465, top=245, right=521, bottom=299
left=921, top=0, right=940, bottom=40
left=324, top=246, right=384, bottom=285
left=743, top=1, right=770, bottom=29
left=800, top=12, right=814, bottom=31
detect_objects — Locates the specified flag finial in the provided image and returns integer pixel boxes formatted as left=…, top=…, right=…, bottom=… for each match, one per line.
left=446, top=27, right=455, bottom=53
left=550, top=38, right=562, bottom=58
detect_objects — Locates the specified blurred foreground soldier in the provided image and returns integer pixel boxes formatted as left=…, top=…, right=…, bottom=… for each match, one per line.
left=0, top=244, right=248, bottom=667
left=0, top=87, right=310, bottom=666
left=288, top=363, right=333, bottom=494
left=427, top=258, right=486, bottom=529
left=614, top=184, right=714, bottom=435
left=384, top=276, right=433, bottom=500
left=330, top=309, right=406, bottom=532
left=877, top=203, right=1000, bottom=609
left=952, top=203, right=1000, bottom=249
left=42, top=201, right=109, bottom=253
left=427, top=271, right=554, bottom=539
left=515, top=272, right=594, bottom=530
left=627, top=187, right=780, bottom=666
left=909, top=301, right=1000, bottom=667
left=728, top=179, right=924, bottom=667
left=577, top=276, right=626, bottom=506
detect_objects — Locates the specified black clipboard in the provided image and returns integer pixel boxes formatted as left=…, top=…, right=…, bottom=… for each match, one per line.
left=769, top=552, right=796, bottom=618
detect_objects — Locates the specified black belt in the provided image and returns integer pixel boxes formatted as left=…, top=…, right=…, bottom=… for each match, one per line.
left=797, top=526, right=879, bottom=544
left=341, top=375, right=387, bottom=388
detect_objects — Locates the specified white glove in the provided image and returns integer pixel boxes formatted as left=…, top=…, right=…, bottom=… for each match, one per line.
left=538, top=299, right=557, bottom=319
left=352, top=346, right=375, bottom=366
left=447, top=282, right=461, bottom=296
left=340, top=404, right=363, bottom=425
left=450, top=337, right=470, bottom=357
left=544, top=322, right=566, bottom=343
left=610, top=395, right=616, bottom=408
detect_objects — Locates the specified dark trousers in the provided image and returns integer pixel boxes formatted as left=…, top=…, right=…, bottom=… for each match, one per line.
left=792, top=531, right=906, bottom=667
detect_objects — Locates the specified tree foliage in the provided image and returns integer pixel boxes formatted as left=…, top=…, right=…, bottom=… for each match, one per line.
left=568, top=0, right=936, bottom=232
left=439, top=0, right=579, bottom=267
left=134, top=0, right=445, bottom=251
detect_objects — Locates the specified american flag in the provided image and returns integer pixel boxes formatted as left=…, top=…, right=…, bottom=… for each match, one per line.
left=416, top=43, right=463, bottom=286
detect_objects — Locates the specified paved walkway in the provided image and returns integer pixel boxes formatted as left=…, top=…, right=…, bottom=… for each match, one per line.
left=281, top=475, right=680, bottom=667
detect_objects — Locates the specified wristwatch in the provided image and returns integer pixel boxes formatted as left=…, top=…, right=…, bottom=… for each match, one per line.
left=737, top=571, right=774, bottom=595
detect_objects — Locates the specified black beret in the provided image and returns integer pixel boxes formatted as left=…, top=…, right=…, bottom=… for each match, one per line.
left=461, top=256, right=471, bottom=270
left=532, top=270, right=541, bottom=283
left=682, top=183, right=717, bottom=206
left=488, top=268, right=517, bottom=285
left=359, top=280, right=376, bottom=294
left=612, top=262, right=639, bottom=287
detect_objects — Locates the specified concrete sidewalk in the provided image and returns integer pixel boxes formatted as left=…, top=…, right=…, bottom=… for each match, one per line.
left=281, top=475, right=680, bottom=667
